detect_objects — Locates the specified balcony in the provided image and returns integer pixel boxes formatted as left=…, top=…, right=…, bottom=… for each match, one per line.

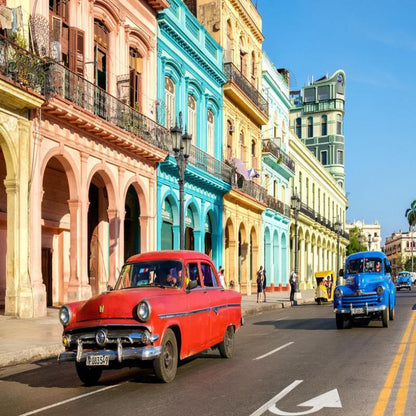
left=265, top=195, right=290, bottom=217
left=303, top=99, right=345, bottom=114
left=0, top=35, right=46, bottom=97
left=223, top=62, right=269, bottom=125
left=262, top=138, right=295, bottom=175
left=233, top=175, right=268, bottom=204
left=188, top=146, right=233, bottom=184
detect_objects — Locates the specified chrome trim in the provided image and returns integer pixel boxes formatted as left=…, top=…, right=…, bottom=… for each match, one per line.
left=58, top=345, right=162, bottom=363
left=64, top=330, right=159, bottom=346
left=335, top=304, right=386, bottom=315
left=158, top=303, right=241, bottom=319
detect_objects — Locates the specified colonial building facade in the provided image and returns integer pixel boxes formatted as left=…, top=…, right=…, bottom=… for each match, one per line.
left=156, top=0, right=229, bottom=268
left=383, top=230, right=415, bottom=276
left=346, top=220, right=382, bottom=252
left=289, top=130, right=348, bottom=289
left=1, top=0, right=170, bottom=317
left=260, top=52, right=294, bottom=290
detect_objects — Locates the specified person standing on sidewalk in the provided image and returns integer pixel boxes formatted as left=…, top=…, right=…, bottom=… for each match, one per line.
left=263, top=269, right=267, bottom=302
left=218, top=266, right=225, bottom=288
left=289, top=268, right=297, bottom=303
left=257, top=266, right=264, bottom=303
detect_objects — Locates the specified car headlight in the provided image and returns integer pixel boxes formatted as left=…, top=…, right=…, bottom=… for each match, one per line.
left=334, top=288, right=343, bottom=298
left=137, top=300, right=151, bottom=322
left=59, top=305, right=72, bottom=327
left=376, top=285, right=385, bottom=295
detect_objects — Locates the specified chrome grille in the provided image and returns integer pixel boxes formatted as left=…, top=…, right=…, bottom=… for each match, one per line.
left=342, top=293, right=378, bottom=308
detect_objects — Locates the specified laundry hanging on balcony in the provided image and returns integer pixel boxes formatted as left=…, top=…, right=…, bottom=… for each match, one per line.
left=247, top=168, right=260, bottom=180
left=231, top=158, right=250, bottom=180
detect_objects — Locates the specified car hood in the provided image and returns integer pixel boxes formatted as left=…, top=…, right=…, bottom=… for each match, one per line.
left=343, top=273, right=385, bottom=292
left=74, top=287, right=175, bottom=322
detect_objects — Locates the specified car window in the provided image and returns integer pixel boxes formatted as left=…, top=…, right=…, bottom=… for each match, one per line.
left=200, top=262, right=218, bottom=287
left=346, top=257, right=382, bottom=274
left=186, top=262, right=201, bottom=288
left=116, top=260, right=183, bottom=289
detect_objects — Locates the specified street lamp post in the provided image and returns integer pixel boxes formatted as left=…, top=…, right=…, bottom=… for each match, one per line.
left=368, top=233, right=372, bottom=251
left=291, top=192, right=301, bottom=295
left=171, top=113, right=192, bottom=250
left=334, top=218, right=341, bottom=286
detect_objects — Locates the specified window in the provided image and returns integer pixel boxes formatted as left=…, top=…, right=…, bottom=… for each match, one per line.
left=239, top=131, right=245, bottom=161
left=321, top=150, right=327, bottom=165
left=307, top=117, right=313, bottom=137
left=94, top=20, right=109, bottom=90
left=304, top=87, right=315, bottom=103
left=312, top=184, right=315, bottom=210
left=299, top=172, right=302, bottom=201
left=225, top=20, right=232, bottom=62
left=188, top=94, right=197, bottom=145
left=165, top=76, right=175, bottom=129
left=129, top=48, right=142, bottom=109
left=207, top=110, right=214, bottom=155
left=281, top=185, right=285, bottom=204
left=337, top=114, right=342, bottom=135
left=251, top=51, right=256, bottom=82
left=321, top=115, right=327, bottom=136
left=296, top=117, right=302, bottom=138
left=251, top=140, right=257, bottom=169
left=306, top=178, right=309, bottom=206
left=186, top=262, right=201, bottom=287
left=274, top=180, right=278, bottom=198
left=200, top=263, right=218, bottom=287
left=337, top=149, right=343, bottom=164
left=227, top=120, right=233, bottom=160
left=265, top=174, right=270, bottom=192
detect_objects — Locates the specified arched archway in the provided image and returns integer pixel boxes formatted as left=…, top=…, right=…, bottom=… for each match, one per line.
left=273, top=229, right=279, bottom=286
left=225, top=217, right=235, bottom=289
left=41, top=156, right=71, bottom=306
left=124, top=184, right=141, bottom=260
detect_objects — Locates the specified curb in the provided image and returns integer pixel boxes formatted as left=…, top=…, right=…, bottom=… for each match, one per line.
left=0, top=344, right=64, bottom=368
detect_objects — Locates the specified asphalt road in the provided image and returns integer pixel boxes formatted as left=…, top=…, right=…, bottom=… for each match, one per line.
left=1, top=291, right=416, bottom=416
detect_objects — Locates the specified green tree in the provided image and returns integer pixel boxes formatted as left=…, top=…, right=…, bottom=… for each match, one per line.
left=405, top=200, right=416, bottom=272
left=346, top=226, right=367, bottom=256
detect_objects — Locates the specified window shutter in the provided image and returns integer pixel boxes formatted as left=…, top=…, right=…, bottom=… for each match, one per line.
left=69, top=27, right=84, bottom=76
left=50, top=16, right=62, bottom=61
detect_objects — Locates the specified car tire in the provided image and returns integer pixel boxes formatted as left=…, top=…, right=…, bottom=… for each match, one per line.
left=336, top=314, right=344, bottom=330
left=153, top=328, right=178, bottom=383
left=218, top=326, right=235, bottom=358
left=75, top=361, right=102, bottom=385
left=382, top=308, right=389, bottom=328
left=389, top=305, right=395, bottom=321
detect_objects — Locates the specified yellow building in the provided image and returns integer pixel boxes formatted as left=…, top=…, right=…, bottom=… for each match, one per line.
left=289, top=131, right=348, bottom=289
left=194, top=0, right=268, bottom=294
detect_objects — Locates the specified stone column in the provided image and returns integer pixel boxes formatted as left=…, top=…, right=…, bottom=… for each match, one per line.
left=66, top=200, right=81, bottom=302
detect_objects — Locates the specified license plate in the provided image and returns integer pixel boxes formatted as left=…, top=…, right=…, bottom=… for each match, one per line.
left=86, top=355, right=110, bottom=366
left=352, top=307, right=364, bottom=314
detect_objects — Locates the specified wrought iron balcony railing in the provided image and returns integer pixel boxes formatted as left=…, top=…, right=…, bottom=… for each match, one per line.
left=0, top=35, right=46, bottom=94
left=224, top=62, right=269, bottom=116
left=297, top=202, right=349, bottom=239
left=44, top=62, right=170, bottom=151
left=266, top=195, right=291, bottom=217
left=233, top=175, right=268, bottom=204
left=188, top=146, right=233, bottom=184
left=262, top=138, right=295, bottom=173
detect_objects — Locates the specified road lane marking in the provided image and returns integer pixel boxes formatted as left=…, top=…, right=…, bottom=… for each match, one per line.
left=254, top=342, right=294, bottom=361
left=372, top=310, right=416, bottom=416
left=393, top=312, right=416, bottom=416
left=250, top=380, right=303, bottom=416
left=250, top=380, right=342, bottom=416
left=18, top=383, right=126, bottom=416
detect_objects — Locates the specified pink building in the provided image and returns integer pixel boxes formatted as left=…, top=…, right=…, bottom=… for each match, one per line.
left=0, top=0, right=169, bottom=317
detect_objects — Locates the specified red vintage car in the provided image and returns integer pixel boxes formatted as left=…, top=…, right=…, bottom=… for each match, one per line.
left=58, top=250, right=242, bottom=384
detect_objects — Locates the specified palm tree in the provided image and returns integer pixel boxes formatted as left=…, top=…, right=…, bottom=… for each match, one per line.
left=405, top=200, right=416, bottom=272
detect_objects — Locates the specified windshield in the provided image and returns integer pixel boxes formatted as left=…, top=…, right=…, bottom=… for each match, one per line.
left=346, top=257, right=382, bottom=274
left=398, top=272, right=411, bottom=277
left=115, top=260, right=183, bottom=289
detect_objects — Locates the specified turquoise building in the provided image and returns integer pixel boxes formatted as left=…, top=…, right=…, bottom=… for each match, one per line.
left=261, top=52, right=295, bottom=289
left=156, top=0, right=230, bottom=267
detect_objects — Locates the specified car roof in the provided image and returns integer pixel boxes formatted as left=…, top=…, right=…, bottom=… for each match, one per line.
left=346, top=251, right=386, bottom=261
left=126, top=250, right=213, bottom=264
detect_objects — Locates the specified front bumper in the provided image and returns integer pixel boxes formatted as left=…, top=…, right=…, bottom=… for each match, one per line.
left=59, top=345, right=162, bottom=363
left=334, top=304, right=386, bottom=316
left=396, top=284, right=411, bottom=289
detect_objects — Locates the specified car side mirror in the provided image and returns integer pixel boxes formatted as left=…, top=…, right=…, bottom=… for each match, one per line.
left=187, top=280, right=198, bottom=291
left=339, top=269, right=344, bottom=277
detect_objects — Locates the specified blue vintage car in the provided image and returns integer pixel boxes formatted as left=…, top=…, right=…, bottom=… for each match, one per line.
left=334, top=251, right=395, bottom=329
left=395, top=271, right=412, bottom=291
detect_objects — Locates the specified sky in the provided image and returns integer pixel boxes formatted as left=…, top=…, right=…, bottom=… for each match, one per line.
left=257, top=0, right=416, bottom=244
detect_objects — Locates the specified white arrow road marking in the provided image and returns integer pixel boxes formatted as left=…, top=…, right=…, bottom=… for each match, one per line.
left=250, top=380, right=342, bottom=416
left=254, top=342, right=294, bottom=361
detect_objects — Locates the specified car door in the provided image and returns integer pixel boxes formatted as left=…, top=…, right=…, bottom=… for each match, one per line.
left=200, top=261, right=227, bottom=346
left=182, top=261, right=212, bottom=357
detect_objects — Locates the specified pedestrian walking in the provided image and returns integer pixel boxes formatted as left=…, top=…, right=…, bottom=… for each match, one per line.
left=218, top=266, right=225, bottom=288
left=289, top=268, right=297, bottom=303
left=257, top=266, right=264, bottom=303
left=263, top=269, right=267, bottom=302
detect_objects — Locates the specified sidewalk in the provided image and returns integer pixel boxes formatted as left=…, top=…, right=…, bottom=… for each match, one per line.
left=0, top=289, right=316, bottom=368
